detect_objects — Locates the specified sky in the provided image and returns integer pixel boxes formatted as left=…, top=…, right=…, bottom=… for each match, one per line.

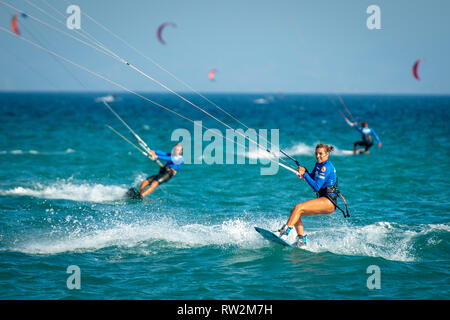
left=0, top=0, right=449, bottom=94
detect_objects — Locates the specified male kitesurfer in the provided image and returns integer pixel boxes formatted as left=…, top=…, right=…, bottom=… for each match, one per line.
left=352, top=121, right=382, bottom=154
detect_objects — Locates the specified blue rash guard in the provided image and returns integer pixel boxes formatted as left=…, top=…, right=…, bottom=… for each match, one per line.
left=155, top=150, right=184, bottom=171
left=353, top=124, right=381, bottom=144
left=302, top=160, right=337, bottom=196
left=303, top=159, right=350, bottom=217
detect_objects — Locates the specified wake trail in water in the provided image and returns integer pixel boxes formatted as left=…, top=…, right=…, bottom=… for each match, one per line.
left=0, top=180, right=129, bottom=202
left=5, top=209, right=447, bottom=262
left=244, top=142, right=354, bottom=160
left=0, top=148, right=75, bottom=155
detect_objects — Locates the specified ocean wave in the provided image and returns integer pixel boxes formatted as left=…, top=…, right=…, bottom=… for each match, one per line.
left=301, top=221, right=450, bottom=262
left=303, top=222, right=417, bottom=262
left=11, top=217, right=267, bottom=255
left=8, top=213, right=448, bottom=261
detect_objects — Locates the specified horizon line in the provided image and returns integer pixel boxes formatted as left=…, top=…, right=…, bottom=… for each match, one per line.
left=0, top=90, right=449, bottom=97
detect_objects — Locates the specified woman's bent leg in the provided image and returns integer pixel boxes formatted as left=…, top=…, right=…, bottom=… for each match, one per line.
left=287, top=197, right=335, bottom=236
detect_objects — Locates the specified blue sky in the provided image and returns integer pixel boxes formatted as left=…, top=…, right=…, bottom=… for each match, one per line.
left=0, top=0, right=449, bottom=94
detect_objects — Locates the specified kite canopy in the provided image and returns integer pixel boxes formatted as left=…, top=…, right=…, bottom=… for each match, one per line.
left=156, top=22, right=176, bottom=45
left=208, top=69, right=217, bottom=81
left=412, top=58, right=424, bottom=80
left=11, top=13, right=27, bottom=36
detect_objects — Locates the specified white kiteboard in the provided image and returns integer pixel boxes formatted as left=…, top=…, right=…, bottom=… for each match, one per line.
left=254, top=227, right=293, bottom=247
left=356, top=149, right=370, bottom=155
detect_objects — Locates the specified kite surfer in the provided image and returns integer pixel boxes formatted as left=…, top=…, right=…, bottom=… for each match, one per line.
left=136, top=143, right=184, bottom=198
left=275, top=143, right=349, bottom=248
left=352, top=121, right=382, bottom=154
left=101, top=100, right=184, bottom=200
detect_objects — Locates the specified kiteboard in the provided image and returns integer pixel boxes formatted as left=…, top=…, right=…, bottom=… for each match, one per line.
left=254, top=227, right=293, bottom=247
left=125, top=187, right=143, bottom=200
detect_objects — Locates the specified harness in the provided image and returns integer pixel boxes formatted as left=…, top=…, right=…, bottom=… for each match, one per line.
left=362, top=128, right=374, bottom=145
left=161, top=165, right=176, bottom=177
left=316, top=180, right=350, bottom=218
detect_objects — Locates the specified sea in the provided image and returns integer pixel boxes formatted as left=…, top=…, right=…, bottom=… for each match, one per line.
left=0, top=92, right=449, bottom=300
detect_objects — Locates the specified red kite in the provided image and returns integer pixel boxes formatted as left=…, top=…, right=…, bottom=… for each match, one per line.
left=412, top=58, right=424, bottom=80
left=208, top=69, right=217, bottom=81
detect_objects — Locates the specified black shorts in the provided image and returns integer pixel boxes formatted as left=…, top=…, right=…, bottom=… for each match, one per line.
left=354, top=140, right=373, bottom=151
left=317, top=190, right=337, bottom=209
left=321, top=195, right=337, bottom=209
left=146, top=167, right=174, bottom=185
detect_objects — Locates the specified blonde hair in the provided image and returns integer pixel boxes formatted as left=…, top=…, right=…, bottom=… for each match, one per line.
left=316, top=143, right=334, bottom=153
left=172, top=143, right=183, bottom=154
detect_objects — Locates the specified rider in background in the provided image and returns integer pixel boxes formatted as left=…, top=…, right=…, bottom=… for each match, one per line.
left=352, top=121, right=382, bottom=154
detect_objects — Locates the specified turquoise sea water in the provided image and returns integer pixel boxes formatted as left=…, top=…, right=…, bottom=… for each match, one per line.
left=0, top=92, right=449, bottom=299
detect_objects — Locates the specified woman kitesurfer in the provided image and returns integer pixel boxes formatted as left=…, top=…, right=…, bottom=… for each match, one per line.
left=276, top=143, right=348, bottom=248
left=137, top=143, right=184, bottom=198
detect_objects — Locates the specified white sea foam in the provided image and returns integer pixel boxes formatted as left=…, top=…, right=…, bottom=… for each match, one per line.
left=283, top=142, right=315, bottom=156
left=298, top=222, right=415, bottom=261
left=0, top=149, right=76, bottom=155
left=95, top=95, right=115, bottom=103
left=285, top=142, right=354, bottom=157
left=0, top=181, right=127, bottom=202
left=11, top=213, right=446, bottom=262
left=3, top=178, right=443, bottom=261
left=244, top=142, right=354, bottom=160
left=14, top=218, right=270, bottom=255
left=299, top=221, right=450, bottom=262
